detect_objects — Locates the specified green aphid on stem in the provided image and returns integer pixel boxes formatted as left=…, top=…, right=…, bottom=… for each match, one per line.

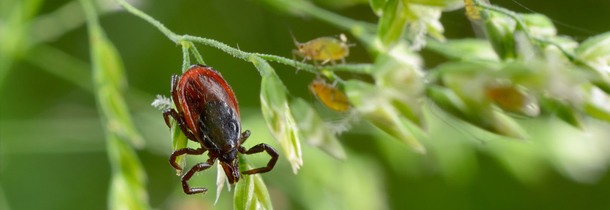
left=291, top=32, right=354, bottom=72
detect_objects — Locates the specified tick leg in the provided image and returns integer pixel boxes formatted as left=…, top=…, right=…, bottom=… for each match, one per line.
left=163, top=108, right=197, bottom=142
left=341, top=58, right=346, bottom=65
left=170, top=74, right=184, bottom=113
left=239, top=143, right=279, bottom=174
left=239, top=130, right=251, bottom=145
left=321, top=59, right=331, bottom=65
left=169, top=147, right=206, bottom=171
left=181, top=161, right=213, bottom=195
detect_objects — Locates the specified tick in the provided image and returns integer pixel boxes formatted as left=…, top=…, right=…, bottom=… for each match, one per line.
left=309, top=78, right=350, bottom=112
left=292, top=33, right=352, bottom=71
left=163, top=64, right=279, bottom=196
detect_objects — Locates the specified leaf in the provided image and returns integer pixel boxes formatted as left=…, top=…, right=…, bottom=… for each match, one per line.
left=483, top=11, right=516, bottom=60
left=443, top=71, right=529, bottom=139
left=433, top=60, right=502, bottom=77
left=575, top=31, right=610, bottom=93
left=576, top=31, right=610, bottom=60
left=490, top=110, right=528, bottom=140
left=107, top=133, right=149, bottom=210
left=442, top=66, right=491, bottom=107
left=426, top=85, right=470, bottom=120
left=521, top=13, right=556, bottom=37
left=170, top=119, right=189, bottom=175
left=289, top=97, right=347, bottom=160
left=105, top=82, right=145, bottom=148
left=405, top=3, right=445, bottom=47
left=376, top=0, right=461, bottom=50
left=408, top=0, right=463, bottom=9
left=109, top=173, right=148, bottom=210
left=345, top=80, right=426, bottom=153
left=427, top=85, right=527, bottom=140
left=369, top=0, right=387, bottom=16
left=259, top=71, right=303, bottom=173
left=513, top=30, right=536, bottom=62
left=584, top=86, right=610, bottom=123
left=92, top=26, right=144, bottom=148
left=438, top=61, right=542, bottom=116
left=426, top=38, right=499, bottom=61
left=377, top=0, right=406, bottom=49
left=234, top=155, right=273, bottom=210
left=373, top=51, right=426, bottom=129
left=539, top=96, right=586, bottom=130
left=82, top=0, right=150, bottom=208
left=96, top=36, right=128, bottom=90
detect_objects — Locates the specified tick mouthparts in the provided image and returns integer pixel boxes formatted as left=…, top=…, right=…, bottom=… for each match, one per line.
left=221, top=160, right=240, bottom=184
left=231, top=158, right=240, bottom=183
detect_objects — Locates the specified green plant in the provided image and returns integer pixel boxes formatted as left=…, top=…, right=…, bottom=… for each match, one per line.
left=3, top=0, right=609, bottom=209
left=80, top=0, right=149, bottom=209
left=115, top=0, right=610, bottom=208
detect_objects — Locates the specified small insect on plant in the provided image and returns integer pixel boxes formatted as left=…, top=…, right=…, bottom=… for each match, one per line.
left=292, top=32, right=353, bottom=71
left=163, top=64, right=279, bottom=196
left=464, top=0, right=490, bottom=38
left=309, top=78, right=350, bottom=112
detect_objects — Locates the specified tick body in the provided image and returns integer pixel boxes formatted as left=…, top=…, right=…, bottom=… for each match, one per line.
left=309, top=78, right=350, bottom=112
left=292, top=33, right=351, bottom=70
left=163, top=64, right=279, bottom=196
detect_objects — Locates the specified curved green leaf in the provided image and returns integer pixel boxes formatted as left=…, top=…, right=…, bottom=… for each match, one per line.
left=289, top=97, right=347, bottom=160
left=259, top=71, right=303, bottom=173
left=345, top=80, right=426, bottom=153
left=234, top=155, right=273, bottom=210
left=369, top=0, right=387, bottom=16
left=483, top=11, right=516, bottom=60
left=426, top=38, right=499, bottom=61
left=521, top=13, right=556, bottom=37
left=170, top=120, right=188, bottom=175
left=584, top=86, right=610, bottom=123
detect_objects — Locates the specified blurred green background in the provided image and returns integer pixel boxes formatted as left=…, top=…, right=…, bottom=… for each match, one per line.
left=2, top=0, right=610, bottom=209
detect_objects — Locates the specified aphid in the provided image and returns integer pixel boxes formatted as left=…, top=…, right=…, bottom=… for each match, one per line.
left=464, top=0, right=490, bottom=38
left=163, top=64, right=278, bottom=195
left=292, top=33, right=351, bottom=70
left=309, top=78, right=350, bottom=112
left=464, top=0, right=483, bottom=20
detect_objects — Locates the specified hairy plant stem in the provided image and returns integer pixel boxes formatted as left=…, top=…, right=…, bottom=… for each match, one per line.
left=113, top=0, right=372, bottom=76
left=472, top=0, right=578, bottom=62
left=181, top=43, right=190, bottom=73
left=270, top=0, right=377, bottom=46
left=189, top=42, right=206, bottom=65
left=254, top=0, right=378, bottom=52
